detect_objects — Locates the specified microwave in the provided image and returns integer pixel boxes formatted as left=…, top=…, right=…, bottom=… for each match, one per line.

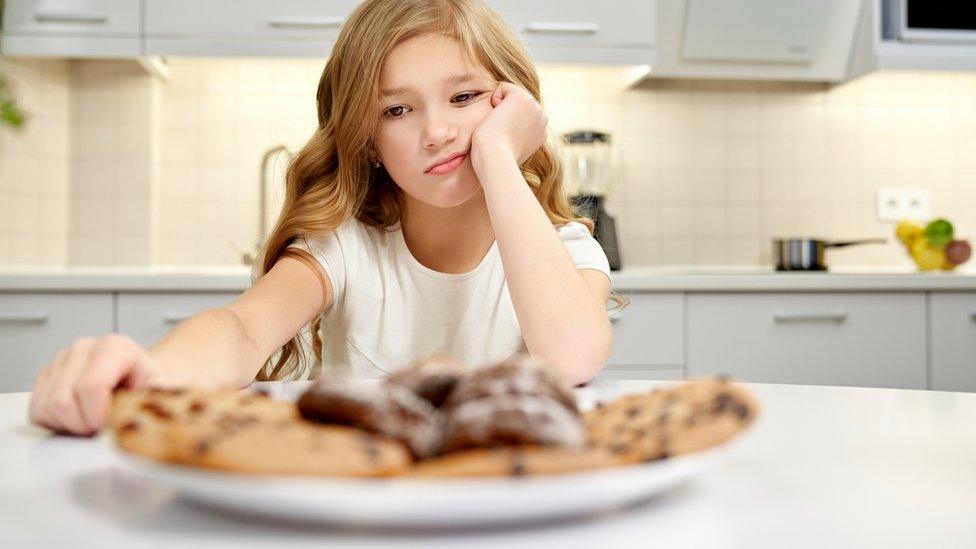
left=885, top=1, right=976, bottom=44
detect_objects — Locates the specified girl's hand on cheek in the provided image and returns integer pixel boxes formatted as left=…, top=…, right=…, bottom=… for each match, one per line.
left=470, top=82, right=548, bottom=169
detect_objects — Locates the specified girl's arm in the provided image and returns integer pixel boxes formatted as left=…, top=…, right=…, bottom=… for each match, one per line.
left=151, top=255, right=332, bottom=388
left=28, top=255, right=330, bottom=435
left=474, top=144, right=613, bottom=385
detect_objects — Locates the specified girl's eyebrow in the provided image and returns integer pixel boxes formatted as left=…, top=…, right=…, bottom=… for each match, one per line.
left=379, top=73, right=489, bottom=99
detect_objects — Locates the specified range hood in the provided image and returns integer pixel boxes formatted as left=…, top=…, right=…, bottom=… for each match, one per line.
left=640, top=0, right=874, bottom=83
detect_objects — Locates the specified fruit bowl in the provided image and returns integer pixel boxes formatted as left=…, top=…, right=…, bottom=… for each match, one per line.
left=897, top=218, right=972, bottom=271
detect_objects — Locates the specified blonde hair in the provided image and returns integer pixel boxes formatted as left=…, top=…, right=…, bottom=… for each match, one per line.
left=255, top=0, right=628, bottom=381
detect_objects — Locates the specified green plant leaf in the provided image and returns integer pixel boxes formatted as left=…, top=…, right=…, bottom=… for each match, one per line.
left=1, top=99, right=24, bottom=128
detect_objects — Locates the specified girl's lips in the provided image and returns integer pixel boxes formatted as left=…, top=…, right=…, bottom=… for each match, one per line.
left=426, top=153, right=467, bottom=175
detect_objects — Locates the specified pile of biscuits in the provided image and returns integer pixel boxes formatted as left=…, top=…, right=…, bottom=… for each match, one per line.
left=109, top=354, right=759, bottom=477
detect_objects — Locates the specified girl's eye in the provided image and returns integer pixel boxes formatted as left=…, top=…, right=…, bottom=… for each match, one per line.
left=381, top=92, right=484, bottom=121
left=452, top=91, right=484, bottom=103
left=383, top=105, right=406, bottom=120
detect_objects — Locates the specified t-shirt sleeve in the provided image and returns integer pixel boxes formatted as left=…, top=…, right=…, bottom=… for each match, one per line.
left=283, top=230, right=347, bottom=320
left=557, top=221, right=611, bottom=281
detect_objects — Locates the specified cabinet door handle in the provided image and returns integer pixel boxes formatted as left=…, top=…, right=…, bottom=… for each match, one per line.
left=0, top=312, right=49, bottom=324
left=163, top=312, right=194, bottom=325
left=268, top=16, right=344, bottom=29
left=525, top=22, right=599, bottom=34
left=33, top=11, right=109, bottom=24
left=773, top=311, right=848, bottom=323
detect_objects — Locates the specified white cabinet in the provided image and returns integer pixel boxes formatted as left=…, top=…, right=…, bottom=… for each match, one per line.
left=143, top=0, right=362, bottom=57
left=598, top=292, right=684, bottom=381
left=5, top=0, right=656, bottom=63
left=687, top=293, right=927, bottom=390
left=930, top=293, right=976, bottom=392
left=485, top=0, right=655, bottom=64
left=0, top=293, right=113, bottom=393
left=0, top=0, right=140, bottom=57
left=116, top=292, right=240, bottom=349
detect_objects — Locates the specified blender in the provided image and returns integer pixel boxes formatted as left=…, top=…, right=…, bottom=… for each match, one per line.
left=561, top=130, right=622, bottom=270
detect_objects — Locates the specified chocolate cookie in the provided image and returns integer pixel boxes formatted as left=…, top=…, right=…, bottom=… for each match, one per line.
left=297, top=377, right=443, bottom=458
left=167, top=419, right=410, bottom=477
left=442, top=393, right=586, bottom=453
left=386, top=354, right=466, bottom=408
left=443, top=354, right=578, bottom=413
left=410, top=445, right=619, bottom=477
left=110, top=387, right=294, bottom=462
left=584, top=378, right=759, bottom=464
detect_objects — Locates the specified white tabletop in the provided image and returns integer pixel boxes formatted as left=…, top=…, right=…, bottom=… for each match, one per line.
left=2, top=380, right=975, bottom=548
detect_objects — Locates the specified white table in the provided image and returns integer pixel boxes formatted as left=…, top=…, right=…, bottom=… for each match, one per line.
left=2, top=380, right=975, bottom=548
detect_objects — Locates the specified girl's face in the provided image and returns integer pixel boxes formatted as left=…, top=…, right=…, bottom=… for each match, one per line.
left=374, top=34, right=497, bottom=209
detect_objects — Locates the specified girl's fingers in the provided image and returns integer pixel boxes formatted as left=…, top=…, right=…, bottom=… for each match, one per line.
left=75, top=335, right=150, bottom=434
left=30, top=350, right=70, bottom=431
left=28, top=364, right=55, bottom=427
left=43, top=338, right=96, bottom=435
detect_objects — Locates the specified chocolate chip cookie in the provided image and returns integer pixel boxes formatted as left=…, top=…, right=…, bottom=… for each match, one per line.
left=167, top=418, right=411, bottom=477
left=410, top=445, right=619, bottom=477
left=584, top=377, right=759, bottom=463
left=109, top=386, right=294, bottom=462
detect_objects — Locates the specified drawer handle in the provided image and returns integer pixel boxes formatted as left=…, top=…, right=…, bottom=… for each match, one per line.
left=268, top=16, right=344, bottom=29
left=163, top=312, right=194, bottom=325
left=33, top=11, right=109, bottom=24
left=773, top=311, right=848, bottom=323
left=0, top=312, right=49, bottom=324
left=525, top=22, right=599, bottom=34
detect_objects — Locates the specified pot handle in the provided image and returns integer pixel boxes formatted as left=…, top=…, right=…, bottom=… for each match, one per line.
left=825, top=238, right=887, bottom=248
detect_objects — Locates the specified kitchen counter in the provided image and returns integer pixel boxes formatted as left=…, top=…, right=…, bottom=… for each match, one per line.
left=3, top=380, right=975, bottom=547
left=1, top=265, right=976, bottom=292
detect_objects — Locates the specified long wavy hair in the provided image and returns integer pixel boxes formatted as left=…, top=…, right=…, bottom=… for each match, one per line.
left=255, top=0, right=627, bottom=381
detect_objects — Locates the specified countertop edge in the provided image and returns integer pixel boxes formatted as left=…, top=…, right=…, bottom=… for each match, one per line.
left=0, top=270, right=975, bottom=292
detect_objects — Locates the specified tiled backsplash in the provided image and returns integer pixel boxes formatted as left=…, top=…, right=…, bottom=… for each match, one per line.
left=0, top=58, right=70, bottom=265
left=1, top=56, right=975, bottom=268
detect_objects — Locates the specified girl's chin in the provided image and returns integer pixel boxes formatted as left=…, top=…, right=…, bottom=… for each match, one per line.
left=427, top=178, right=482, bottom=208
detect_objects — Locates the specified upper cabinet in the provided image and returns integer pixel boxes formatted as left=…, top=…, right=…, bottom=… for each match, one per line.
left=2, top=0, right=656, bottom=65
left=484, top=0, right=655, bottom=65
left=0, top=0, right=140, bottom=57
left=143, top=0, right=362, bottom=57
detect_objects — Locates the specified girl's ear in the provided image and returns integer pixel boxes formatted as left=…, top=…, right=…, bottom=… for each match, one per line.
left=490, top=84, right=504, bottom=107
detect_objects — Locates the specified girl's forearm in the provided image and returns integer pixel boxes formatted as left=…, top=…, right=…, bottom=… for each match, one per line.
left=474, top=146, right=612, bottom=383
left=147, top=308, right=264, bottom=389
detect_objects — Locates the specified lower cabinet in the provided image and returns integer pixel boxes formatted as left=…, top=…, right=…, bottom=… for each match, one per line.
left=607, top=293, right=684, bottom=365
left=687, top=293, right=928, bottom=390
left=930, top=293, right=976, bottom=392
left=116, top=293, right=240, bottom=349
left=604, top=292, right=684, bottom=373
left=0, top=293, right=113, bottom=393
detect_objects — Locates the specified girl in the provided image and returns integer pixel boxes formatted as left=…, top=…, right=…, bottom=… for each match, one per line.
left=28, top=0, right=625, bottom=437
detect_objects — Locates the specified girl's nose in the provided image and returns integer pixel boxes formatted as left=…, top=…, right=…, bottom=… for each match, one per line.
left=422, top=115, right=458, bottom=150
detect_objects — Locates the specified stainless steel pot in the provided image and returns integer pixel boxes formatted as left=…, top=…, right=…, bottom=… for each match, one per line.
left=772, top=238, right=887, bottom=271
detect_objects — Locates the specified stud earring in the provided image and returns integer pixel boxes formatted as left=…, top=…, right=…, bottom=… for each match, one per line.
left=373, top=161, right=382, bottom=169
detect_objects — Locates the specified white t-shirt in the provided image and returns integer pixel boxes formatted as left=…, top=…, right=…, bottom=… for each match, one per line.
left=283, top=217, right=611, bottom=378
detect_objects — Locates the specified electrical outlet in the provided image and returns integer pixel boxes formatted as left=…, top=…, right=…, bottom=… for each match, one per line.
left=876, top=188, right=931, bottom=222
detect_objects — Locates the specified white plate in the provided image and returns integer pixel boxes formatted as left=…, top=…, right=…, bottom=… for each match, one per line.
left=111, top=435, right=748, bottom=527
